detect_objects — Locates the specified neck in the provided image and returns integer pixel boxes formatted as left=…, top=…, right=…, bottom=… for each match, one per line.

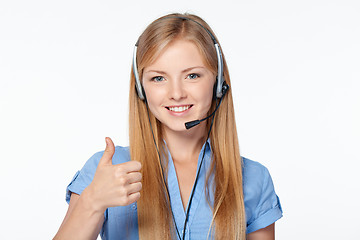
left=163, top=124, right=207, bottom=163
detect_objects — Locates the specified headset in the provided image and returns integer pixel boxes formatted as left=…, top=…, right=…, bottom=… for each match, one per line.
left=132, top=16, right=228, bottom=101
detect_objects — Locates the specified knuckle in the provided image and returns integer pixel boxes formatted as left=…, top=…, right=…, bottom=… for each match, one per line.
left=138, top=172, right=142, bottom=180
left=118, top=176, right=128, bottom=185
left=116, top=165, right=125, bottom=172
left=133, top=161, right=141, bottom=169
left=120, top=195, right=133, bottom=206
left=118, top=188, right=128, bottom=197
left=137, top=161, right=142, bottom=169
left=136, top=192, right=141, bottom=199
left=115, top=166, right=125, bottom=177
left=133, top=192, right=141, bottom=202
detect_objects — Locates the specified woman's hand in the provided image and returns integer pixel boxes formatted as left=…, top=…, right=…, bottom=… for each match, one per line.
left=82, top=137, right=142, bottom=213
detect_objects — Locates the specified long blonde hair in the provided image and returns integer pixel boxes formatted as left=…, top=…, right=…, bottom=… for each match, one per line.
left=129, top=13, right=246, bottom=239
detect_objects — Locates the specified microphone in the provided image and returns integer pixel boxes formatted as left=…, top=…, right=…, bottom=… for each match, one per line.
left=185, top=83, right=229, bottom=129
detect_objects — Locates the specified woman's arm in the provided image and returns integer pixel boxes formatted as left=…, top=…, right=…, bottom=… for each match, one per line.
left=53, top=192, right=105, bottom=240
left=247, top=223, right=275, bottom=240
left=53, top=138, right=142, bottom=240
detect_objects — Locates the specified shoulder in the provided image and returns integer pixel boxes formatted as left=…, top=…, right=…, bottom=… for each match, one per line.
left=242, top=157, right=269, bottom=178
left=242, top=157, right=272, bottom=190
left=241, top=157, right=283, bottom=234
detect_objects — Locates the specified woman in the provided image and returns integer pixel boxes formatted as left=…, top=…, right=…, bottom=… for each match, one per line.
left=54, top=13, right=283, bottom=240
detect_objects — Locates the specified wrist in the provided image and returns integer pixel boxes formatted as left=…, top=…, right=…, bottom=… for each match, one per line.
left=79, top=187, right=107, bottom=215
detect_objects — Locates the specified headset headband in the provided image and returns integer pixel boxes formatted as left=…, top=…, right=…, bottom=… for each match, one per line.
left=132, top=16, right=225, bottom=100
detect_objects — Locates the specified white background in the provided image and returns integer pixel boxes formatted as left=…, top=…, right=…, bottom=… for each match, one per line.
left=1, top=0, right=359, bottom=239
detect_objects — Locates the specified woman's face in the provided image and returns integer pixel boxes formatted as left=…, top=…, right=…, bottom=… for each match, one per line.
left=142, top=39, right=215, bottom=134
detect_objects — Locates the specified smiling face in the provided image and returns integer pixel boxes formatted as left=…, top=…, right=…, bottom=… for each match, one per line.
left=142, top=39, right=215, bottom=135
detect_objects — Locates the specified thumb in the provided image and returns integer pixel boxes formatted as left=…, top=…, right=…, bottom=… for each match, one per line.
left=99, top=137, right=115, bottom=165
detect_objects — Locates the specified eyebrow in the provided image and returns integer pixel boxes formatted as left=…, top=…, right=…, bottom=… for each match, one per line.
left=144, top=66, right=206, bottom=75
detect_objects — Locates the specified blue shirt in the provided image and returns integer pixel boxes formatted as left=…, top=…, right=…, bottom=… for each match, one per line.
left=66, top=140, right=283, bottom=239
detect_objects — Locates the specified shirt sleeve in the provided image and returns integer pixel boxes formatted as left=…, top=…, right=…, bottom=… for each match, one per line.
left=243, top=158, right=283, bottom=234
left=65, top=151, right=103, bottom=204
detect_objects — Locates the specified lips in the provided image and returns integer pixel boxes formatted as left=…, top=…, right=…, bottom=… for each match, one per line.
left=165, top=104, right=193, bottom=113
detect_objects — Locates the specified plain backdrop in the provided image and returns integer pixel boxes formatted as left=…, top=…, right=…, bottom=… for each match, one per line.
left=1, top=0, right=359, bottom=239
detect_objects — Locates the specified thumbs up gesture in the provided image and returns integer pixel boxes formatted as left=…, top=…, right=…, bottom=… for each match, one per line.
left=84, top=137, right=142, bottom=213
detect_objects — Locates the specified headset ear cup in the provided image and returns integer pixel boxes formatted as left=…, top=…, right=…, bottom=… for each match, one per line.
left=222, top=82, right=229, bottom=96
left=214, top=76, right=227, bottom=99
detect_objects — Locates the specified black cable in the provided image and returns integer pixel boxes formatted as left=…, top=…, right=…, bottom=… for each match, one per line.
left=181, top=101, right=217, bottom=240
left=146, top=99, right=218, bottom=240
left=145, top=104, right=182, bottom=240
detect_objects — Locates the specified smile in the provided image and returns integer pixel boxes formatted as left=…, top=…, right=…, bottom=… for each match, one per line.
left=166, top=105, right=193, bottom=113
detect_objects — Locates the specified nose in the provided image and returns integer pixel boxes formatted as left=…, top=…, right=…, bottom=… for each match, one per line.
left=167, top=79, right=187, bottom=101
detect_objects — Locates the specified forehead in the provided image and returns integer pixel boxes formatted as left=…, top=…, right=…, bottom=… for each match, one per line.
left=144, top=39, right=207, bottom=71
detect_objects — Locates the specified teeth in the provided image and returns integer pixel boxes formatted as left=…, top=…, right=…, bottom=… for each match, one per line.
left=168, top=105, right=190, bottom=112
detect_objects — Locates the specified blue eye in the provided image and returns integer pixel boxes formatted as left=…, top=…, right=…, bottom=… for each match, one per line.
left=187, top=73, right=199, bottom=80
left=152, top=76, right=165, bottom=82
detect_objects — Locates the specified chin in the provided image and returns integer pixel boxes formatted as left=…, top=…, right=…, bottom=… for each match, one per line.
left=159, top=120, right=188, bottom=132
left=163, top=124, right=187, bottom=132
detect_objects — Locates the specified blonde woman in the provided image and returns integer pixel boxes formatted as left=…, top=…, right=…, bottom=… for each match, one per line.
left=54, top=13, right=283, bottom=240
